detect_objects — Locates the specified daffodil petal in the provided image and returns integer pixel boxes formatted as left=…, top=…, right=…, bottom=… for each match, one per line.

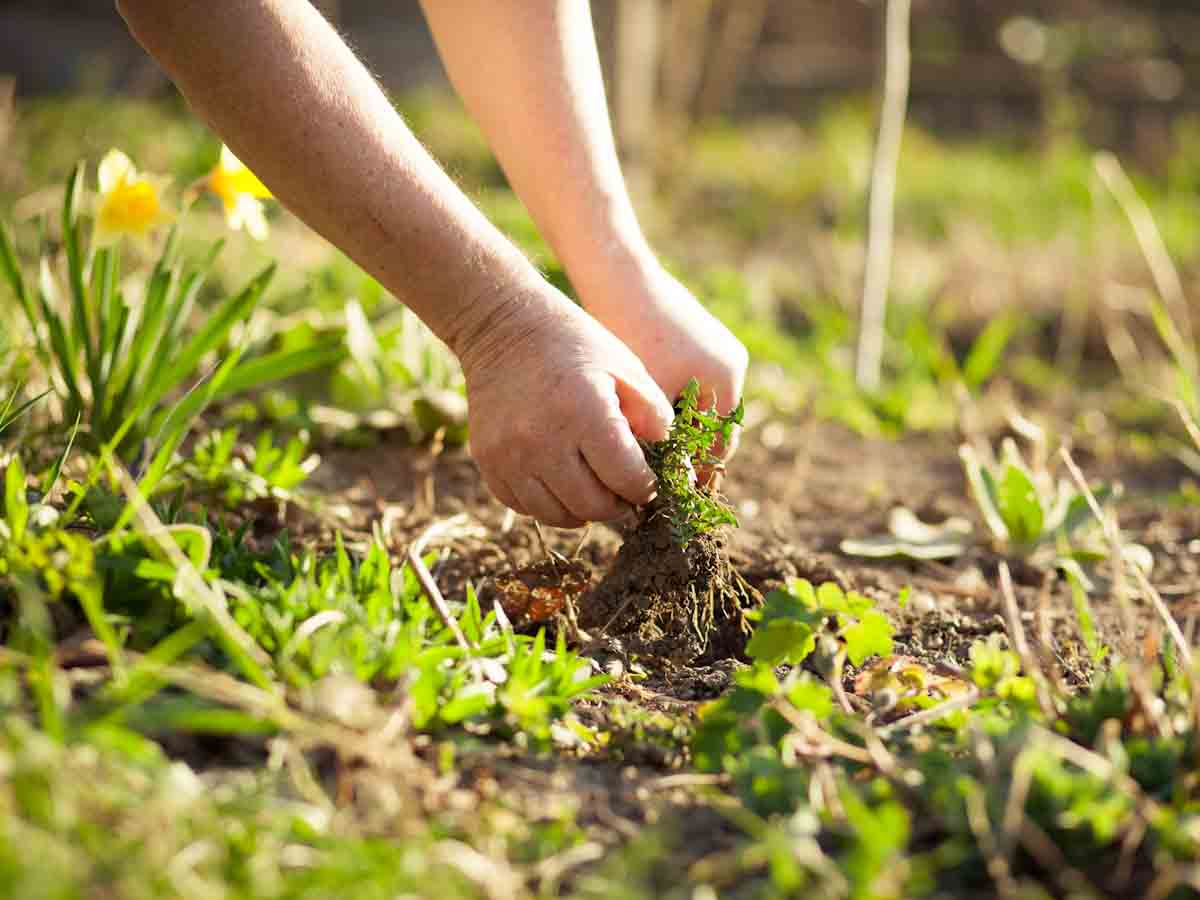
left=94, top=171, right=175, bottom=245
left=226, top=194, right=269, bottom=240
left=216, top=145, right=272, bottom=199
left=218, top=144, right=241, bottom=170
left=98, top=149, right=135, bottom=194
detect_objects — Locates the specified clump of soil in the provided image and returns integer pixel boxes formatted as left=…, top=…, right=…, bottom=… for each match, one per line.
left=578, top=498, right=762, bottom=666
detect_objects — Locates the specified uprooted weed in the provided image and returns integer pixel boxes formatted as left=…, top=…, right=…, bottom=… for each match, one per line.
left=578, top=380, right=759, bottom=665
left=642, top=377, right=744, bottom=548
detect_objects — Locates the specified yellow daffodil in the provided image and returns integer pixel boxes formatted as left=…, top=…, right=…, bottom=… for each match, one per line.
left=94, top=149, right=175, bottom=246
left=207, top=145, right=273, bottom=241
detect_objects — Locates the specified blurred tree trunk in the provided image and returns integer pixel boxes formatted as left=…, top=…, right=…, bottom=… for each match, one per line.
left=695, top=0, right=769, bottom=118
left=660, top=0, right=713, bottom=125
left=613, top=0, right=662, bottom=197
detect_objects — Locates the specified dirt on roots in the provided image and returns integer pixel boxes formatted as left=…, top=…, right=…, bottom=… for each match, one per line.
left=576, top=499, right=761, bottom=665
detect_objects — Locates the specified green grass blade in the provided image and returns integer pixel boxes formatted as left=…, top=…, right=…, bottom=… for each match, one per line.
left=962, top=313, right=1019, bottom=390
left=120, top=697, right=279, bottom=737
left=119, top=342, right=249, bottom=514
left=137, top=263, right=275, bottom=419
left=103, top=266, right=174, bottom=428
left=90, top=619, right=210, bottom=719
left=0, top=219, right=44, bottom=358
left=40, top=411, right=81, bottom=498
left=158, top=238, right=223, bottom=352
left=62, top=163, right=99, bottom=387
left=89, top=246, right=121, bottom=419
left=38, top=285, right=84, bottom=415
left=216, top=337, right=348, bottom=397
left=5, top=456, right=29, bottom=542
left=0, top=387, right=49, bottom=438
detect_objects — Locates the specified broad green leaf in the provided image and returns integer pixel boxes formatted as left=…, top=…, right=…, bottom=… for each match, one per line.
left=5, top=456, right=29, bottom=541
left=216, top=337, right=347, bottom=397
left=746, top=618, right=818, bottom=667
left=786, top=674, right=834, bottom=720
left=840, top=507, right=972, bottom=561
left=746, top=587, right=824, bottom=666
left=842, top=609, right=894, bottom=666
left=996, top=463, right=1044, bottom=546
left=959, top=444, right=1009, bottom=542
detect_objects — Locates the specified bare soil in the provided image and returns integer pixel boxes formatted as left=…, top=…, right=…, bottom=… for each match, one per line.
left=300, top=414, right=1200, bottom=687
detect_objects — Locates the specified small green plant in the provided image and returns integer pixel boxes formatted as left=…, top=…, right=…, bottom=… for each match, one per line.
left=332, top=299, right=467, bottom=442
left=745, top=578, right=894, bottom=669
left=644, top=377, right=744, bottom=546
left=958, top=417, right=1132, bottom=566
left=224, top=531, right=606, bottom=741
left=181, top=427, right=318, bottom=508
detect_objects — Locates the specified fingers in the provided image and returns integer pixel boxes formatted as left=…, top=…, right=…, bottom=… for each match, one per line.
left=541, top=451, right=631, bottom=523
left=610, top=367, right=674, bottom=442
left=696, top=424, right=740, bottom=489
left=580, top=413, right=658, bottom=506
left=511, top=474, right=585, bottom=529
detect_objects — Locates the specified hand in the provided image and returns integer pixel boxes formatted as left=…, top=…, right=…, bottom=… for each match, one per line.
left=582, top=258, right=749, bottom=467
left=457, top=280, right=675, bottom=528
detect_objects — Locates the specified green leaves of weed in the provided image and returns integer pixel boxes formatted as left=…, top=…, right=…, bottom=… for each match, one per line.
left=644, top=377, right=743, bottom=546
left=745, top=579, right=894, bottom=668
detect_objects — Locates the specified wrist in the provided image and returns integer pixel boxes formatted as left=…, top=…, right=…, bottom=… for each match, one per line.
left=566, top=235, right=661, bottom=319
left=448, top=268, right=563, bottom=380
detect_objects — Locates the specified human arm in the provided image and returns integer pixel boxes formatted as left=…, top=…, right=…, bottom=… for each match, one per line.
left=115, top=0, right=675, bottom=526
left=418, top=0, right=748, bottom=430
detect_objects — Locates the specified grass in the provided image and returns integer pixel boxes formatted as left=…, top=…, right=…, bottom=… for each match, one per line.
left=2, top=88, right=1200, bottom=899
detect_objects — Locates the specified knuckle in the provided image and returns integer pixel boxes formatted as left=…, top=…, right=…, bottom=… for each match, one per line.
left=596, top=415, right=634, bottom=451
left=509, top=414, right=541, bottom=446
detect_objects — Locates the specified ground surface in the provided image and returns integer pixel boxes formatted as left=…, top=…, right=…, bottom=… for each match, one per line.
left=267, top=409, right=1200, bottom=890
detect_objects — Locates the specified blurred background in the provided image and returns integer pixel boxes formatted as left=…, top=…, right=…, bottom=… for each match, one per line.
left=5, top=0, right=1200, bottom=165
left=4, top=0, right=1200, bottom=438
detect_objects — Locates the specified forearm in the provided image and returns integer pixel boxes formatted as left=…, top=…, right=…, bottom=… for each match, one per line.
left=116, top=0, right=547, bottom=358
left=419, top=0, right=653, bottom=309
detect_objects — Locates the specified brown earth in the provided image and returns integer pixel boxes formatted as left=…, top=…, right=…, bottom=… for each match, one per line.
left=297, top=412, right=1200, bottom=688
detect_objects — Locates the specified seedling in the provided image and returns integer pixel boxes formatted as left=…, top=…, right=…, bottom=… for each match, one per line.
left=744, top=578, right=894, bottom=669
left=181, top=427, right=319, bottom=508
left=643, top=377, right=744, bottom=546
left=958, top=415, right=1140, bottom=568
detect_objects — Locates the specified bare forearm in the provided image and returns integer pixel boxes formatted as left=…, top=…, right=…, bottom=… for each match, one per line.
left=419, top=0, right=652, bottom=304
left=116, top=0, right=545, bottom=356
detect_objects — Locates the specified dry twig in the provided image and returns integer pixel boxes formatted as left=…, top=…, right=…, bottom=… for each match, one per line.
left=407, top=514, right=482, bottom=653
left=856, top=0, right=912, bottom=390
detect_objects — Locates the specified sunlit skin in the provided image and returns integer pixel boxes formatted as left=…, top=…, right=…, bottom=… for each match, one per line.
left=94, top=149, right=174, bottom=245
left=115, top=0, right=747, bottom=527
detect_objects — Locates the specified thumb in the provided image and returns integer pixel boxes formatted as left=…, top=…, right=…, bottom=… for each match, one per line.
left=612, top=370, right=674, bottom=442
